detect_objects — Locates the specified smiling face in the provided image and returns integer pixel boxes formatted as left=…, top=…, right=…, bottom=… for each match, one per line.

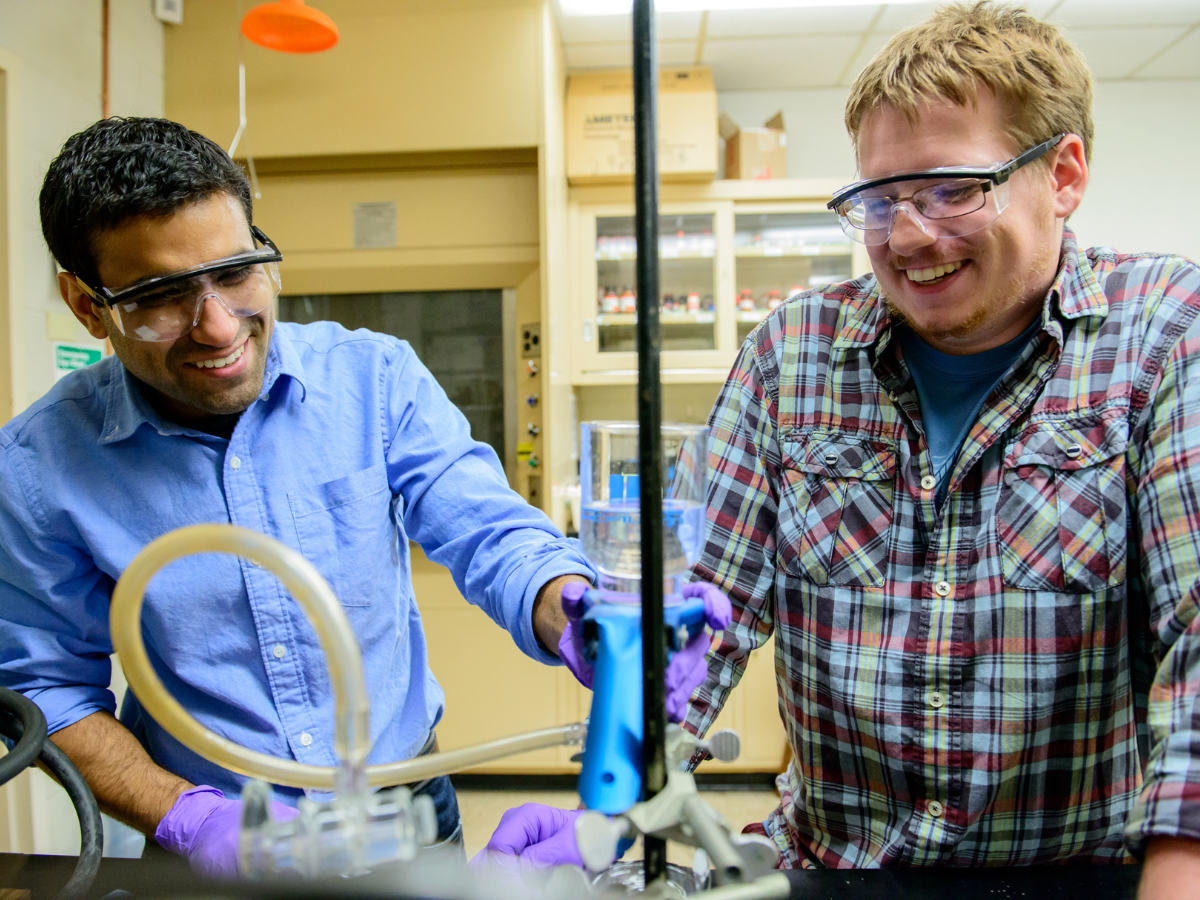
left=858, top=89, right=1083, bottom=355
left=83, top=193, right=273, bottom=425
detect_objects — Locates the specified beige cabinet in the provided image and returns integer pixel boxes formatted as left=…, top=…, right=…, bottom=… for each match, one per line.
left=568, top=179, right=873, bottom=387
left=414, top=545, right=787, bottom=774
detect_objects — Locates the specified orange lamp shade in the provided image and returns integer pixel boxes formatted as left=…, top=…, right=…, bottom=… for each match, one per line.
left=240, top=0, right=338, bottom=54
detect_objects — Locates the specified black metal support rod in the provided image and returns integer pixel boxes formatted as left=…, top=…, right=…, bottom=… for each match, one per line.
left=633, top=0, right=667, bottom=885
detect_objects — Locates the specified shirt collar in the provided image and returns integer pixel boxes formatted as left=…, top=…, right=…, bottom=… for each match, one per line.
left=1047, top=228, right=1108, bottom=321
left=833, top=229, right=1105, bottom=358
left=98, top=324, right=308, bottom=445
left=832, top=279, right=890, bottom=352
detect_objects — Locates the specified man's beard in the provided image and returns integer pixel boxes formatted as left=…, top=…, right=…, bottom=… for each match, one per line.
left=881, top=241, right=1061, bottom=346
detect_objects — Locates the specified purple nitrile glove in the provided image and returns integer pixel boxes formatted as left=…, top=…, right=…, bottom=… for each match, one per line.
left=557, top=581, right=594, bottom=688
left=665, top=582, right=733, bottom=721
left=470, top=803, right=585, bottom=872
left=557, top=580, right=733, bottom=723
left=155, top=785, right=298, bottom=879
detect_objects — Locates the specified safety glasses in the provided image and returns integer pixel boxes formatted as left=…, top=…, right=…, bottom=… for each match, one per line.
left=827, top=134, right=1065, bottom=246
left=75, top=226, right=283, bottom=342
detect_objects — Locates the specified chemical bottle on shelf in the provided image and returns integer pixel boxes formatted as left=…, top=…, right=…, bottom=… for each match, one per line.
left=600, top=287, right=620, bottom=314
left=620, top=286, right=637, bottom=314
left=686, top=292, right=700, bottom=313
left=703, top=294, right=714, bottom=312
left=738, top=289, right=756, bottom=312
left=767, top=289, right=783, bottom=311
left=662, top=293, right=676, bottom=313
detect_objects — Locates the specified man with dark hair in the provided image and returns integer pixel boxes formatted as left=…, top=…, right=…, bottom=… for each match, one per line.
left=0, top=117, right=597, bottom=877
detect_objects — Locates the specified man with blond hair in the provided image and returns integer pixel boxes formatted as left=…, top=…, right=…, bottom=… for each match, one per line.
left=675, top=0, right=1200, bottom=892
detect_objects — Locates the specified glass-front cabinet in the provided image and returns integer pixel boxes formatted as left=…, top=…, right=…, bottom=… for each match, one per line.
left=733, top=210, right=854, bottom=345
left=595, top=213, right=718, bottom=354
left=575, top=201, right=732, bottom=380
left=570, top=188, right=869, bottom=386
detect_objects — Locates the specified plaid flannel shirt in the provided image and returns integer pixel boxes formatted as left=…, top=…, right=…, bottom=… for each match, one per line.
left=684, top=231, right=1200, bottom=868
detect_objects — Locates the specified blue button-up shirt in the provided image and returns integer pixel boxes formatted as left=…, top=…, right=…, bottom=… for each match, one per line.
left=0, top=321, right=592, bottom=799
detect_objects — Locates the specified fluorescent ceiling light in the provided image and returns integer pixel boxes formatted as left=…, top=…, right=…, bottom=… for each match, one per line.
left=560, top=0, right=930, bottom=14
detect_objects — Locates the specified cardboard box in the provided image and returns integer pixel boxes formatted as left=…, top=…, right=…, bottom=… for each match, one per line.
left=566, top=67, right=718, bottom=186
left=720, top=112, right=787, bottom=180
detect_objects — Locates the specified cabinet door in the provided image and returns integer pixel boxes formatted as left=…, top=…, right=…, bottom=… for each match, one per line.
left=732, top=207, right=856, bottom=346
left=416, top=544, right=787, bottom=774
left=573, top=202, right=735, bottom=384
left=415, top=545, right=588, bottom=773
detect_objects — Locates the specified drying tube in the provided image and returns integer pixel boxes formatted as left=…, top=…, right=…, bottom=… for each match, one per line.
left=110, top=525, right=585, bottom=790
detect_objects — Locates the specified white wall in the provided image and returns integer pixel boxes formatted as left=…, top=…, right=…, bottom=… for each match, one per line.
left=0, top=0, right=162, bottom=856
left=719, top=78, right=1200, bottom=263
left=0, top=0, right=163, bottom=418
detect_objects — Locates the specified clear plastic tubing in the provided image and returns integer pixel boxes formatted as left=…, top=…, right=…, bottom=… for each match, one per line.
left=110, top=524, right=584, bottom=790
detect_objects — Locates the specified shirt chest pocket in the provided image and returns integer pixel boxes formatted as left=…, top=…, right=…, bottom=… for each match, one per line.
left=777, top=433, right=897, bottom=588
left=289, top=464, right=394, bottom=607
left=996, top=418, right=1129, bottom=593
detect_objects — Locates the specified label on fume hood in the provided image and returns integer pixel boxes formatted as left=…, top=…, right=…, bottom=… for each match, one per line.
left=353, top=202, right=397, bottom=250
left=53, top=343, right=102, bottom=380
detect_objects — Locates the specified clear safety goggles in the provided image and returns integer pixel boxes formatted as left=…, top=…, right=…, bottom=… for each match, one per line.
left=827, top=134, right=1065, bottom=246
left=75, top=226, right=283, bottom=342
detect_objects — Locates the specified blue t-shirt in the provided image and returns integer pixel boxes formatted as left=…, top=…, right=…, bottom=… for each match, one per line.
left=0, top=321, right=594, bottom=800
left=898, top=318, right=1040, bottom=504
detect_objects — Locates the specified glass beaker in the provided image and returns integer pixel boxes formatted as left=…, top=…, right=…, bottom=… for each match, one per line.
left=592, top=861, right=710, bottom=896
left=579, top=422, right=708, bottom=595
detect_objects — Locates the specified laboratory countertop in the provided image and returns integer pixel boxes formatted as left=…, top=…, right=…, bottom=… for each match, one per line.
left=0, top=851, right=1141, bottom=899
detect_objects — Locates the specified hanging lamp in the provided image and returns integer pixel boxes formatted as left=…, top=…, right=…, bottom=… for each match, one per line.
left=240, top=0, right=339, bottom=54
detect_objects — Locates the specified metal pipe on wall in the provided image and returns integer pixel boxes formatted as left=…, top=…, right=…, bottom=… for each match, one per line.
left=632, top=0, right=668, bottom=886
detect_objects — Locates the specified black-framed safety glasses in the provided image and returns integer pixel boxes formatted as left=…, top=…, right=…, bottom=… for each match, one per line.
left=827, top=134, right=1066, bottom=246
left=74, top=226, right=283, bottom=342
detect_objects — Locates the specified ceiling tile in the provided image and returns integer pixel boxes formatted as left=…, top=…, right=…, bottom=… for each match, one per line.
left=841, top=31, right=893, bottom=85
left=558, top=10, right=702, bottom=44
left=1134, top=26, right=1200, bottom=78
left=1048, top=0, right=1200, bottom=28
left=874, top=0, right=1055, bottom=32
left=1067, top=26, right=1190, bottom=79
left=565, top=40, right=697, bottom=70
left=658, top=11, right=705, bottom=41
left=703, top=34, right=862, bottom=90
left=704, top=5, right=882, bottom=39
left=660, top=39, right=700, bottom=66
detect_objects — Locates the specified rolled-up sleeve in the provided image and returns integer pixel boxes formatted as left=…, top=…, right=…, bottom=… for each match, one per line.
left=381, top=342, right=595, bottom=663
left=0, top=437, right=117, bottom=733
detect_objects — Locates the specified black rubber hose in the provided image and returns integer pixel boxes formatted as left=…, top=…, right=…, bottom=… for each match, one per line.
left=0, top=686, right=48, bottom=783
left=0, top=689, right=102, bottom=900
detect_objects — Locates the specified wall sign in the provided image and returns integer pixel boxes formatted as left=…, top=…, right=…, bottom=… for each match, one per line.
left=54, top=343, right=102, bottom=380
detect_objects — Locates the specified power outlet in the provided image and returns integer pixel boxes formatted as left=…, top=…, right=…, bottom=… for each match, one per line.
left=521, top=323, right=541, bottom=359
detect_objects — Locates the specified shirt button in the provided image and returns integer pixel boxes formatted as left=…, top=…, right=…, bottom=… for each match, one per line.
left=928, top=690, right=945, bottom=709
left=299, top=732, right=313, bottom=747
left=927, top=800, right=944, bottom=818
left=1065, top=443, right=1082, bottom=459
left=934, top=580, right=952, bottom=598
left=824, top=451, right=838, bottom=465
left=920, top=475, right=936, bottom=491
left=272, top=644, right=286, bottom=659
left=230, top=456, right=242, bottom=470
